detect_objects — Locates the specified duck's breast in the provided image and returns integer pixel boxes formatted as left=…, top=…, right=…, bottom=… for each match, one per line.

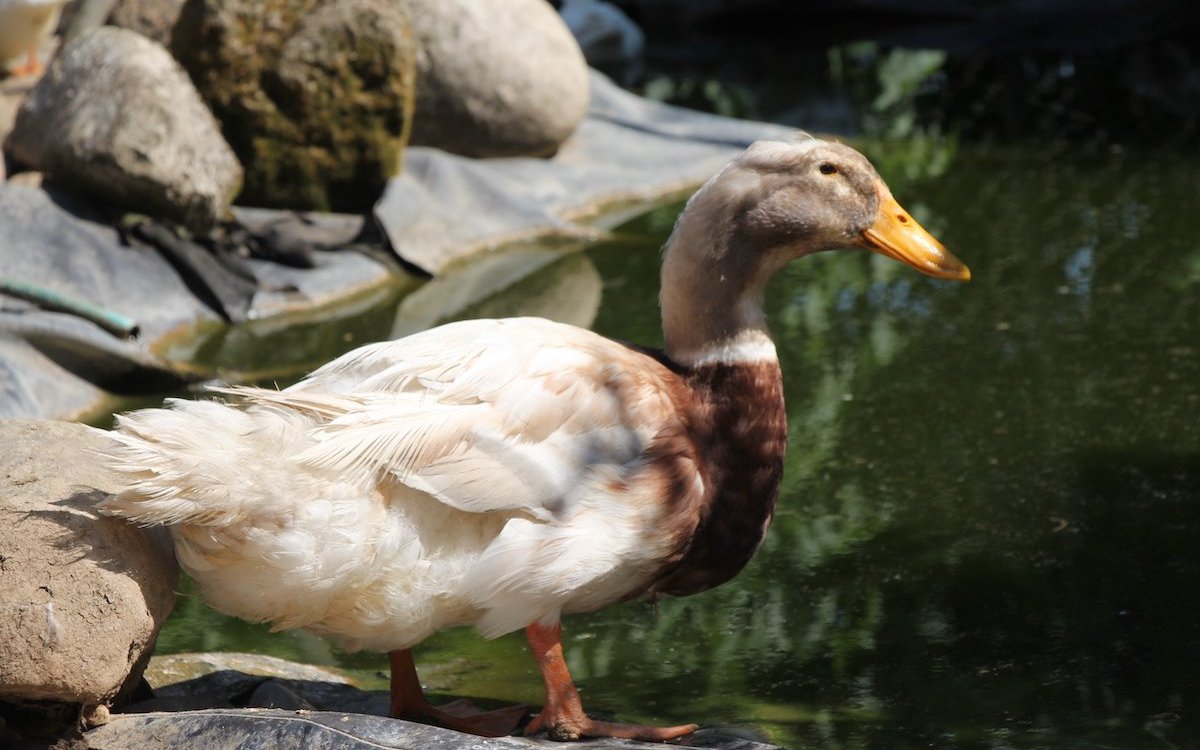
left=647, top=357, right=788, bottom=597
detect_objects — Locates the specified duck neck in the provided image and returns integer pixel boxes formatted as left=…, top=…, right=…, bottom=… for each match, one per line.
left=659, top=222, right=783, bottom=368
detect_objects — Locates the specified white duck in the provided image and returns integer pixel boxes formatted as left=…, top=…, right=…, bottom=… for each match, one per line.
left=102, top=137, right=969, bottom=741
left=0, top=0, right=70, bottom=77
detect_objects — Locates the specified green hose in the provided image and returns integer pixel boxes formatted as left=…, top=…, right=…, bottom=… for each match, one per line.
left=0, top=278, right=141, bottom=339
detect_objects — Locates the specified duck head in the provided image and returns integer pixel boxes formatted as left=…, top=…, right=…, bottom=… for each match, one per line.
left=661, top=137, right=970, bottom=364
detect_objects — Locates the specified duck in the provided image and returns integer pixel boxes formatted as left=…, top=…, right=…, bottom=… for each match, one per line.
left=0, top=0, right=71, bottom=77
left=101, top=136, right=969, bottom=741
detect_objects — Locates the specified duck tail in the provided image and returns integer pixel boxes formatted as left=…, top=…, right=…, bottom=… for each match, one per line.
left=98, top=397, right=315, bottom=529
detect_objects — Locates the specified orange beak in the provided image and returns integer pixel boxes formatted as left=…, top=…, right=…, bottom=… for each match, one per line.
left=860, top=184, right=970, bottom=281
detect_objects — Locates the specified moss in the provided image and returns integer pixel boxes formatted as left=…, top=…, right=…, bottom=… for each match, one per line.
left=172, top=0, right=415, bottom=211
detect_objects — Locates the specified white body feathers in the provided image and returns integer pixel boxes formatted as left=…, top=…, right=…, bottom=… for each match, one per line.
left=103, top=318, right=690, bottom=651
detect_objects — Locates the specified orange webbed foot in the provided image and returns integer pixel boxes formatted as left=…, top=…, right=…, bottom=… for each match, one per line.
left=388, top=648, right=528, bottom=737
left=525, top=621, right=698, bottom=742
left=525, top=709, right=698, bottom=742
left=403, top=700, right=530, bottom=737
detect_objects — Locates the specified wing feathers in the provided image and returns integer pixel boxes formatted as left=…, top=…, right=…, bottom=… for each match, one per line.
left=213, top=319, right=677, bottom=521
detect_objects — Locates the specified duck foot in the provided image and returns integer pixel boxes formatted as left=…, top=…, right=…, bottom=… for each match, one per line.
left=525, top=710, right=698, bottom=742
left=524, top=622, right=698, bottom=741
left=10, top=45, right=43, bottom=78
left=388, top=649, right=528, bottom=737
left=404, top=700, right=530, bottom=737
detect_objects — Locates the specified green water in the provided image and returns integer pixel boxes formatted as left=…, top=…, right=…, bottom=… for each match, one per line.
left=155, top=140, right=1200, bottom=749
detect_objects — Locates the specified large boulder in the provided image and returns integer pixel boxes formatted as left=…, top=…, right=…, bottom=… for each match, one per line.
left=171, top=0, right=416, bottom=212
left=4, top=27, right=242, bottom=231
left=402, top=0, right=590, bottom=158
left=0, top=420, right=178, bottom=710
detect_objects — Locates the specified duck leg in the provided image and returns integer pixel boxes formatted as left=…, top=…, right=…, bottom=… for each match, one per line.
left=524, top=622, right=699, bottom=741
left=387, top=649, right=529, bottom=737
left=11, top=44, right=43, bottom=78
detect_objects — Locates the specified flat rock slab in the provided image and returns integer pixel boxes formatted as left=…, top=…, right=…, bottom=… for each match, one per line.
left=104, top=655, right=786, bottom=749
left=86, top=709, right=786, bottom=750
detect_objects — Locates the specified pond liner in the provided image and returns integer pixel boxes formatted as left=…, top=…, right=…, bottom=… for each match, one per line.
left=374, top=70, right=797, bottom=275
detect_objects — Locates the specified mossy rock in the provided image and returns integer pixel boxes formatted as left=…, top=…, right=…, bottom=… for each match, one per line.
left=171, top=0, right=415, bottom=211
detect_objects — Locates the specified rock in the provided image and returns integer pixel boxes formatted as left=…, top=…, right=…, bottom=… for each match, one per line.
left=0, top=419, right=178, bottom=707
left=143, top=653, right=355, bottom=691
left=171, top=0, right=416, bottom=212
left=86, top=708, right=789, bottom=749
left=109, top=0, right=186, bottom=45
left=97, top=653, right=787, bottom=749
left=84, top=703, right=112, bottom=728
left=132, top=654, right=384, bottom=716
left=401, top=0, right=590, bottom=158
left=4, top=27, right=242, bottom=231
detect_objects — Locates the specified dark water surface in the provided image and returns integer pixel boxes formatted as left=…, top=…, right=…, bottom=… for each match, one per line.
left=155, top=140, right=1200, bottom=749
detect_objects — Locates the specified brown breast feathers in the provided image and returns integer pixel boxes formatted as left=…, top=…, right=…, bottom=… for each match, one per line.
left=645, top=356, right=788, bottom=598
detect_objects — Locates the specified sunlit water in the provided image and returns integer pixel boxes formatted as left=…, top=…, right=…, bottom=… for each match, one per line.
left=152, top=140, right=1200, bottom=749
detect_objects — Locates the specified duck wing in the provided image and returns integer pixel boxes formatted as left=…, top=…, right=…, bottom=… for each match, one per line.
left=223, top=317, right=685, bottom=523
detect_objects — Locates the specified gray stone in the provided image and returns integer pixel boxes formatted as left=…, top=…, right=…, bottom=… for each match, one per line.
left=171, top=0, right=416, bottom=212
left=5, top=26, right=242, bottom=231
left=0, top=419, right=179, bottom=706
left=108, top=0, right=186, bottom=45
left=402, top=0, right=590, bottom=158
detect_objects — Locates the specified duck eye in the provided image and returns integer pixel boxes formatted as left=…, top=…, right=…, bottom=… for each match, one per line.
left=818, top=163, right=837, bottom=175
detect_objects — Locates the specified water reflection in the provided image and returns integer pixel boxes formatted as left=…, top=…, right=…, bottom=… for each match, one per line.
left=571, top=141, right=1199, bottom=747
left=156, top=139, right=1199, bottom=749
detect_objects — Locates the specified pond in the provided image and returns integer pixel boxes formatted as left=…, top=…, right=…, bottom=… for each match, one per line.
left=150, top=134, right=1200, bottom=749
